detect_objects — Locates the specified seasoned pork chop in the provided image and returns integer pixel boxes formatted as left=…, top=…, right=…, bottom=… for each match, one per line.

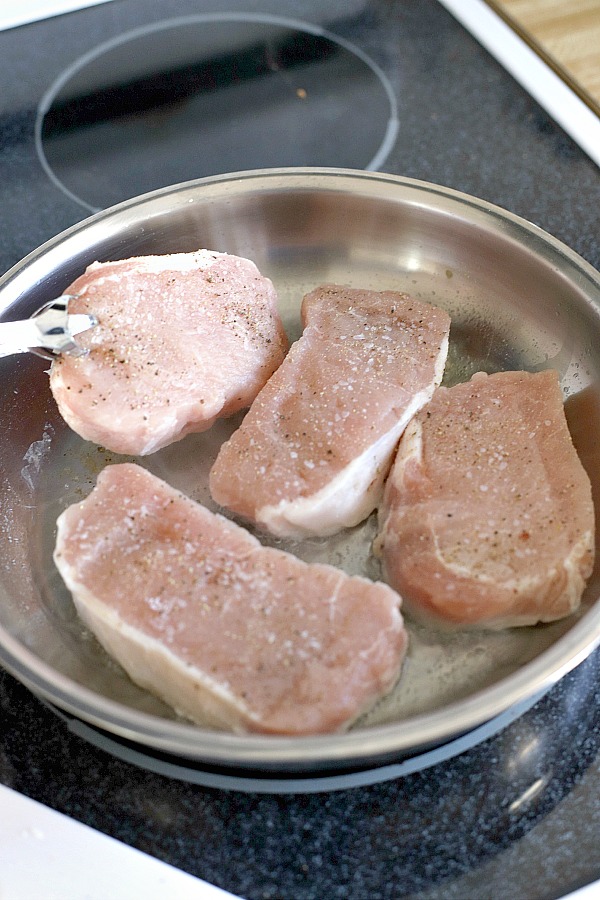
left=50, top=251, right=289, bottom=455
left=375, top=370, right=595, bottom=628
left=209, top=285, right=450, bottom=538
left=54, top=463, right=407, bottom=735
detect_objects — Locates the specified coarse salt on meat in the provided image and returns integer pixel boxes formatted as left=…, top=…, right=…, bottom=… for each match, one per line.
left=375, top=370, right=595, bottom=629
left=209, top=284, right=451, bottom=538
left=49, top=250, right=289, bottom=455
left=53, top=463, right=407, bottom=735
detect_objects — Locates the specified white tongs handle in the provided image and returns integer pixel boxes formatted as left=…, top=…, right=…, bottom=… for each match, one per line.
left=0, top=297, right=97, bottom=361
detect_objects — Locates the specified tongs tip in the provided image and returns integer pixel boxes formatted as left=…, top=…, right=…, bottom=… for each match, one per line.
left=30, top=297, right=97, bottom=360
left=0, top=296, right=98, bottom=361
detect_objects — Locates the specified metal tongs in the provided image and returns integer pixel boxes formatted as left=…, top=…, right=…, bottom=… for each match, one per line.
left=0, top=297, right=97, bottom=361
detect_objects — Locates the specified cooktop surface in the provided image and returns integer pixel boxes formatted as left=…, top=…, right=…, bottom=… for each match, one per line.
left=0, top=2, right=599, bottom=899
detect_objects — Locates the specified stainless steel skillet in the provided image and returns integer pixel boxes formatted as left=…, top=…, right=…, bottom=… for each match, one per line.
left=0, top=167, right=599, bottom=778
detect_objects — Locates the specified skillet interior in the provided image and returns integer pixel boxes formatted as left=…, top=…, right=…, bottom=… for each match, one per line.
left=1, top=168, right=599, bottom=774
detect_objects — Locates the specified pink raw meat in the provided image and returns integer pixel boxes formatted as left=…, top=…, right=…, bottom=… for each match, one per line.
left=375, top=370, right=595, bottom=628
left=50, top=250, right=289, bottom=455
left=53, top=463, right=407, bottom=735
left=209, top=284, right=451, bottom=538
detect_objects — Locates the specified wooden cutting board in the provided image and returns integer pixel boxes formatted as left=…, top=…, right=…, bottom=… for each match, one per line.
left=489, top=0, right=600, bottom=112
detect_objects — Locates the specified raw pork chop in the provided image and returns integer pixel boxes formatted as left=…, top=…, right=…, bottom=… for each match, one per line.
left=209, top=285, right=451, bottom=538
left=375, top=370, right=595, bottom=628
left=50, top=250, right=289, bottom=455
left=54, top=463, right=407, bottom=735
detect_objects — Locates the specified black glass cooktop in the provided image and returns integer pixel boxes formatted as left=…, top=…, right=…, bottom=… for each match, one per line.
left=39, top=14, right=397, bottom=211
left=0, top=2, right=599, bottom=899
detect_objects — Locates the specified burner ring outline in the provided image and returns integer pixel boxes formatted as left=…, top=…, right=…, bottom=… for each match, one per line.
left=35, top=12, right=399, bottom=213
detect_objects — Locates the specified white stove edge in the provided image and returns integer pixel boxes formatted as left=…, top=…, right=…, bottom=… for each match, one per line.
left=565, top=885, right=600, bottom=900
left=0, top=784, right=240, bottom=900
left=437, top=0, right=600, bottom=169
left=0, top=0, right=114, bottom=32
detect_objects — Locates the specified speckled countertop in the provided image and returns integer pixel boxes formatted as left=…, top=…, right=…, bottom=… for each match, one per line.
left=0, top=1, right=599, bottom=898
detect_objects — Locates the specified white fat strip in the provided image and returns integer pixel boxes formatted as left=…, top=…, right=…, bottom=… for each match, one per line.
left=258, top=386, right=434, bottom=538
left=86, top=249, right=223, bottom=278
left=437, top=528, right=594, bottom=597
left=57, top=565, right=258, bottom=733
left=259, top=332, right=449, bottom=539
